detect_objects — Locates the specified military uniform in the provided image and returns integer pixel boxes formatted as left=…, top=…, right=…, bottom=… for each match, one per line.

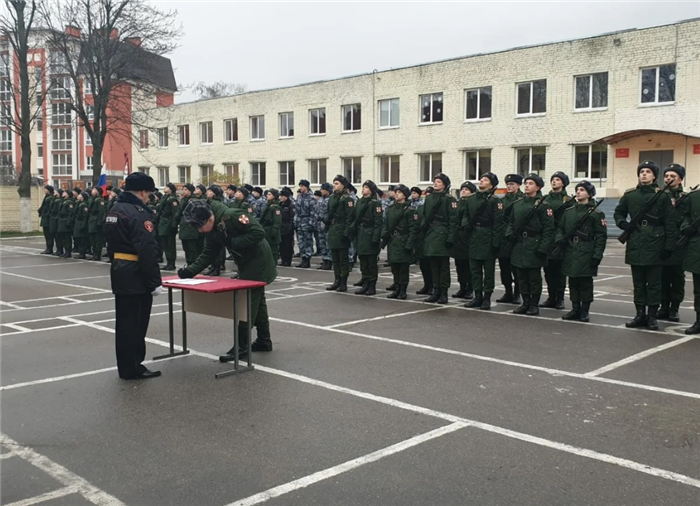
left=177, top=194, right=200, bottom=265
left=314, top=192, right=332, bottom=269
left=295, top=185, right=316, bottom=266
left=325, top=186, right=355, bottom=292
left=260, top=196, right=282, bottom=263
left=279, top=191, right=295, bottom=266
left=681, top=188, right=700, bottom=333
left=659, top=184, right=687, bottom=321
left=72, top=196, right=90, bottom=258
left=498, top=188, right=523, bottom=303
left=157, top=190, right=179, bottom=269
left=542, top=190, right=573, bottom=308
left=88, top=192, right=107, bottom=260
left=57, top=194, right=76, bottom=258
left=38, top=189, right=55, bottom=254
left=451, top=193, right=472, bottom=299
left=382, top=196, right=418, bottom=299
left=422, top=184, right=458, bottom=303
left=414, top=195, right=433, bottom=295
left=49, top=192, right=63, bottom=255
left=353, top=190, right=384, bottom=295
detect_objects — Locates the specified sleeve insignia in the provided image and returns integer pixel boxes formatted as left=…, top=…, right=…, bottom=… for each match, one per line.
left=451, top=202, right=458, bottom=209
left=671, top=198, right=676, bottom=207
left=546, top=208, right=553, bottom=217
left=601, top=218, right=607, bottom=227
left=173, top=201, right=178, bottom=206
left=413, top=214, right=419, bottom=221
left=248, top=207, right=253, bottom=213
left=348, top=201, right=354, bottom=208
left=276, top=209, right=281, bottom=215
left=144, top=220, right=154, bottom=233
left=497, top=202, right=503, bottom=210
left=69, top=204, right=73, bottom=208
left=376, top=207, right=382, bottom=213
left=100, top=201, right=105, bottom=205
left=238, top=214, right=250, bottom=225
left=84, top=207, right=88, bottom=212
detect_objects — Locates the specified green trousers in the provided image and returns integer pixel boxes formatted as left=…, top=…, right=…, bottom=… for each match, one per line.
left=331, top=248, right=350, bottom=278
left=42, top=227, right=54, bottom=251
left=516, top=267, right=542, bottom=297
left=429, top=256, right=451, bottom=289
left=359, top=254, right=378, bottom=282
left=568, top=277, right=594, bottom=303
left=181, top=239, right=199, bottom=266
left=661, top=265, right=685, bottom=306
left=390, top=262, right=410, bottom=285
left=239, top=286, right=270, bottom=347
left=469, top=257, right=496, bottom=292
left=269, top=242, right=280, bottom=264
left=544, top=259, right=566, bottom=296
left=160, top=234, right=176, bottom=265
left=89, top=232, right=103, bottom=256
left=631, top=265, right=662, bottom=306
left=693, top=273, right=700, bottom=314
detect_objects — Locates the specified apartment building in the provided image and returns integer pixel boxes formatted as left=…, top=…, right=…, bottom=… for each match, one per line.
left=133, top=18, right=700, bottom=197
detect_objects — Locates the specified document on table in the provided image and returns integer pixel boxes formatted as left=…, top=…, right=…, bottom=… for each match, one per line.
left=166, top=279, right=217, bottom=286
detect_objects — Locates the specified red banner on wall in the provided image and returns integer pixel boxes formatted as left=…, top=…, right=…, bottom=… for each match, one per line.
left=616, top=148, right=630, bottom=158
left=693, top=144, right=700, bottom=154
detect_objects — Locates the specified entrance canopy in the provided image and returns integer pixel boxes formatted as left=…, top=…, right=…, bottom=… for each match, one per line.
left=593, top=129, right=698, bottom=144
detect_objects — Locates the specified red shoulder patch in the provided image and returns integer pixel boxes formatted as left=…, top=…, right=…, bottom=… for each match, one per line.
left=100, top=201, right=104, bottom=206
left=144, top=220, right=154, bottom=233
left=238, top=214, right=250, bottom=225
left=601, top=218, right=607, bottom=227
left=546, top=208, right=553, bottom=217
left=348, top=201, right=354, bottom=208
left=451, top=202, right=457, bottom=209
left=497, top=202, right=503, bottom=211
left=413, top=214, right=419, bottom=221
left=376, top=206, right=382, bottom=213
left=275, top=209, right=281, bottom=215
left=173, top=201, right=178, bottom=206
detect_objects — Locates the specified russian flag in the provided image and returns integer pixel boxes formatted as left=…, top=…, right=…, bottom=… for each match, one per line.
left=98, top=163, right=107, bottom=197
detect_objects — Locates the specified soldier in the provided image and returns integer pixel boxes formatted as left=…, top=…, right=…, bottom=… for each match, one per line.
left=506, top=173, right=554, bottom=316
left=415, top=186, right=434, bottom=295
left=194, top=184, right=207, bottom=199
left=325, top=175, right=355, bottom=292
left=422, top=173, right=458, bottom=304
left=261, top=188, right=282, bottom=263
left=50, top=189, right=64, bottom=256
left=87, top=186, right=106, bottom=260
left=177, top=184, right=200, bottom=266
left=71, top=186, right=82, bottom=253
left=658, top=164, right=687, bottom=322
left=230, top=186, right=252, bottom=211
left=179, top=199, right=277, bottom=360
left=251, top=186, right=265, bottom=219
left=464, top=173, right=504, bottom=310
left=57, top=189, right=76, bottom=258
left=294, top=179, right=316, bottom=267
left=157, top=183, right=179, bottom=271
left=353, top=180, right=384, bottom=295
left=204, top=184, right=228, bottom=275
left=72, top=191, right=90, bottom=258
left=614, top=161, right=676, bottom=330
left=224, top=184, right=237, bottom=205
left=556, top=180, right=607, bottom=322
left=451, top=181, right=475, bottom=300
left=312, top=190, right=323, bottom=255
left=382, top=185, right=396, bottom=214
left=497, top=174, right=523, bottom=305
left=105, top=172, right=162, bottom=380
left=680, top=184, right=700, bottom=334
left=39, top=185, right=55, bottom=254
left=347, top=183, right=359, bottom=269
left=381, top=184, right=418, bottom=299
left=410, top=187, right=424, bottom=210
left=315, top=183, right=332, bottom=270
left=279, top=186, right=296, bottom=266
left=541, top=171, right=574, bottom=309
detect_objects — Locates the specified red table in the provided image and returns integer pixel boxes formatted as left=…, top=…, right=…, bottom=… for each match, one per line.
left=158, top=276, right=267, bottom=378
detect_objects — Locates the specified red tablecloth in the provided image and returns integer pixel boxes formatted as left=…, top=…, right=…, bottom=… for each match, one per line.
left=162, top=275, right=267, bottom=293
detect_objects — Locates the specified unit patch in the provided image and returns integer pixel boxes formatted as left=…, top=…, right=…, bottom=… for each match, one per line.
left=144, top=221, right=154, bottom=233
left=451, top=202, right=457, bottom=209
left=376, top=206, right=382, bottom=213
left=546, top=208, right=553, bottom=217
left=239, top=214, right=250, bottom=225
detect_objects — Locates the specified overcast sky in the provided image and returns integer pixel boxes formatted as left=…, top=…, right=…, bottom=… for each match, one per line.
left=158, top=1, right=700, bottom=104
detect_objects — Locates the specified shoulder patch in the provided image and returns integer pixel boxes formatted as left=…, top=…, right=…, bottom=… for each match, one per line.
left=413, top=213, right=419, bottom=221
left=497, top=201, right=503, bottom=211
left=601, top=218, right=607, bottom=227
left=546, top=208, right=553, bottom=217
left=173, top=201, right=178, bottom=206
left=276, top=209, right=281, bottom=215
left=69, top=204, right=73, bottom=209
left=144, top=220, right=154, bottom=233
left=100, top=201, right=105, bottom=206
left=238, top=214, right=250, bottom=225
left=348, top=201, right=354, bottom=208
left=451, top=202, right=458, bottom=209
left=248, top=207, right=253, bottom=213
left=376, top=206, right=382, bottom=213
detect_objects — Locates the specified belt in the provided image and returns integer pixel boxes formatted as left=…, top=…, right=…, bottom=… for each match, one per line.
left=475, top=222, right=492, bottom=229
left=114, top=252, right=139, bottom=261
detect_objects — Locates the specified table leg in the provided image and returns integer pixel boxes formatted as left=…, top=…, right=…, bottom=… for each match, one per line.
left=153, top=288, right=190, bottom=361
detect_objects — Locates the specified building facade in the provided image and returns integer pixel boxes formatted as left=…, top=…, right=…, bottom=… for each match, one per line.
left=133, top=18, right=700, bottom=196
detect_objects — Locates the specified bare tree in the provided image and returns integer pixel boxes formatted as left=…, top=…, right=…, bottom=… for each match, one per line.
left=193, top=80, right=247, bottom=100
left=41, top=0, right=181, bottom=185
left=0, top=0, right=47, bottom=231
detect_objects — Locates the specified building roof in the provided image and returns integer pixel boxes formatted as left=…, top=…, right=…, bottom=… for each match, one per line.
left=110, top=42, right=177, bottom=92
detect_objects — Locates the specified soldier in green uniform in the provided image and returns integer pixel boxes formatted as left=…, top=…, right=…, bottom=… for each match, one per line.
left=325, top=175, right=355, bottom=292
left=57, top=189, right=76, bottom=258
left=680, top=183, right=700, bottom=334
left=157, top=183, right=179, bottom=271
left=506, top=173, right=554, bottom=316
left=497, top=174, right=523, bottom=305
left=72, top=191, right=90, bottom=259
left=261, top=188, right=282, bottom=263
left=614, top=161, right=676, bottom=331
left=230, top=186, right=252, bottom=211
left=178, top=199, right=277, bottom=359
left=381, top=185, right=418, bottom=299
left=451, top=182, right=474, bottom=300
left=658, top=164, right=687, bottom=322
left=50, top=189, right=64, bottom=256
left=556, top=181, right=607, bottom=322
left=39, top=185, right=55, bottom=254
left=541, top=171, right=574, bottom=309
left=464, top=173, right=504, bottom=310
left=353, top=180, right=384, bottom=295
left=87, top=186, right=106, bottom=260
left=422, top=173, right=458, bottom=304
left=204, top=185, right=229, bottom=275
left=194, top=185, right=207, bottom=256
left=415, top=187, right=434, bottom=295
left=177, top=184, right=200, bottom=266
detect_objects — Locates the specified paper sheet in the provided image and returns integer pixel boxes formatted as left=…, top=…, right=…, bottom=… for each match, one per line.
left=165, top=279, right=217, bottom=286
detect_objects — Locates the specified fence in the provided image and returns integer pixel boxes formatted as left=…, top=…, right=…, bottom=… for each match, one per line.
left=0, top=186, right=44, bottom=232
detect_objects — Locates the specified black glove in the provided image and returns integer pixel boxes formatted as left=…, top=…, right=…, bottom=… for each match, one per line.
left=178, top=267, right=194, bottom=279
left=660, top=249, right=673, bottom=260
left=446, top=241, right=455, bottom=249
left=536, top=251, right=547, bottom=261
left=590, top=257, right=601, bottom=267
left=682, top=227, right=696, bottom=237
left=380, top=239, right=388, bottom=249
left=556, top=239, right=568, bottom=249
left=619, top=222, right=631, bottom=231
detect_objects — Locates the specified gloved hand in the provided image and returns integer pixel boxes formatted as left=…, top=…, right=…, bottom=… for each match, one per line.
left=619, top=222, right=631, bottom=231
left=660, top=249, right=673, bottom=260
left=556, top=239, right=568, bottom=249
left=446, top=241, right=455, bottom=249
left=151, top=285, right=163, bottom=296
left=590, top=257, right=601, bottom=267
left=682, top=227, right=696, bottom=237
left=380, top=239, right=388, bottom=249
left=178, top=267, right=194, bottom=279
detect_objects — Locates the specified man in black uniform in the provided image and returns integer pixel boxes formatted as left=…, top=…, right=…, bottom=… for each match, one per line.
left=104, top=172, right=163, bottom=380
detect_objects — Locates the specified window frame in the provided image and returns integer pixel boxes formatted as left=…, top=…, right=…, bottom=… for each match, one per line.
left=515, top=146, right=546, bottom=176
left=309, top=158, right=327, bottom=185
left=639, top=64, right=676, bottom=106
left=51, top=102, right=71, bottom=125
left=279, top=160, right=295, bottom=186
left=574, top=72, right=609, bottom=112
left=157, top=127, right=169, bottom=148
left=0, top=129, right=12, bottom=151
left=378, top=155, right=400, bottom=184
left=157, top=166, right=167, bottom=187
left=224, top=163, right=239, bottom=179
left=418, top=153, right=442, bottom=184
left=52, top=152, right=72, bottom=175
left=224, top=118, right=238, bottom=143
left=199, top=121, right=213, bottom=145
left=138, top=129, right=149, bottom=150
left=178, top=124, right=190, bottom=146
left=309, top=108, right=326, bottom=136
left=51, top=127, right=72, bottom=150
left=378, top=98, right=400, bottom=129
left=516, top=79, right=547, bottom=116
left=463, top=149, right=492, bottom=182
left=419, top=92, right=444, bottom=125
left=341, top=103, right=361, bottom=133
left=250, top=115, right=265, bottom=141
left=250, top=161, right=266, bottom=186
left=200, top=164, right=213, bottom=181
left=279, top=112, right=294, bottom=138
left=177, top=165, right=191, bottom=184
left=573, top=144, right=608, bottom=181
left=464, top=87, right=492, bottom=122
left=0, top=78, right=11, bottom=102
left=341, top=157, right=362, bottom=184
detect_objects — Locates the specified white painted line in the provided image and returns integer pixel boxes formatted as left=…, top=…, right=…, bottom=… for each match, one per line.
left=1, top=323, right=31, bottom=332
left=595, top=275, right=629, bottom=282
left=4, top=486, right=78, bottom=506
left=0, top=300, right=24, bottom=309
left=0, top=293, right=106, bottom=305
left=59, top=297, right=83, bottom=303
left=584, top=335, right=699, bottom=377
left=0, top=270, right=111, bottom=293
left=327, top=306, right=448, bottom=329
left=65, top=276, right=110, bottom=282
left=0, top=323, right=82, bottom=337
left=226, top=422, right=470, bottom=506
left=0, top=262, right=82, bottom=270
left=0, top=432, right=127, bottom=505
left=0, top=451, right=16, bottom=459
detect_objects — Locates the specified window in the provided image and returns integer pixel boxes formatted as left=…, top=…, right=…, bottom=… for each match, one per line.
left=224, top=163, right=239, bottom=179
left=0, top=79, right=10, bottom=101
left=465, top=87, right=492, bottom=120
left=158, top=166, right=167, bottom=187
left=379, top=155, right=400, bottom=184
left=516, top=147, right=546, bottom=176
left=157, top=127, right=168, bottom=148
left=86, top=104, right=94, bottom=122
left=37, top=143, right=43, bottom=157
left=86, top=155, right=93, bottom=172
left=574, top=144, right=607, bottom=180
left=420, top=93, right=443, bottom=124
left=178, top=166, right=190, bottom=183
left=250, top=162, right=266, bottom=186
left=86, top=132, right=92, bottom=146
left=51, top=103, right=71, bottom=125
left=138, top=130, right=149, bottom=150
left=224, top=118, right=238, bottom=142
left=575, top=73, right=608, bottom=110
left=641, top=64, right=676, bottom=104
left=419, top=153, right=442, bottom=183
left=279, top=112, right=294, bottom=138
left=200, top=164, right=213, bottom=181
left=250, top=115, right=265, bottom=140
left=138, top=166, right=150, bottom=175
left=517, top=79, right=547, bottom=115
left=178, top=124, right=190, bottom=146
left=341, top=157, right=362, bottom=184
left=84, top=80, right=93, bottom=95
left=49, top=77, right=70, bottom=99
left=342, top=104, right=361, bottom=132
left=0, top=53, right=8, bottom=77
left=279, top=161, right=295, bottom=186
left=0, top=129, right=11, bottom=151
left=51, top=128, right=72, bottom=150
left=200, top=121, right=213, bottom=144
left=379, top=98, right=400, bottom=128
left=309, top=159, right=327, bottom=184
left=52, top=153, right=72, bottom=175
left=48, top=52, right=67, bottom=74
left=309, top=108, right=326, bottom=135
left=464, top=149, right=492, bottom=181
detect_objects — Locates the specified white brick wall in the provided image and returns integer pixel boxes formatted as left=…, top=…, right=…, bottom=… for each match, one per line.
left=133, top=19, right=700, bottom=195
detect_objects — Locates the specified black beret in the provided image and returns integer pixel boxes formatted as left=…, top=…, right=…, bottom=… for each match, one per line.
left=320, top=182, right=332, bottom=192
left=253, top=186, right=263, bottom=195
left=154, top=190, right=162, bottom=198
left=425, top=186, right=434, bottom=195
left=638, top=160, right=660, bottom=179
left=363, top=180, right=378, bottom=195
left=196, top=184, right=207, bottom=194
left=376, top=188, right=384, bottom=198
left=460, top=181, right=477, bottom=194
left=266, top=188, right=279, bottom=199
left=395, top=184, right=411, bottom=199
left=72, top=187, right=81, bottom=195
left=410, top=187, right=422, bottom=196
left=44, top=185, right=54, bottom=193
left=434, top=172, right=451, bottom=189
left=237, top=186, right=250, bottom=199
left=524, top=173, right=545, bottom=189
left=183, top=199, right=213, bottom=229
left=664, top=163, right=685, bottom=181
left=387, top=185, right=398, bottom=192
left=124, top=172, right=156, bottom=192
left=298, top=179, right=311, bottom=188
left=550, top=171, right=570, bottom=187
left=481, top=172, right=499, bottom=188
left=166, top=182, right=177, bottom=193
left=333, top=174, right=350, bottom=188
left=575, top=180, right=596, bottom=198
left=313, top=190, right=322, bottom=197
left=184, top=183, right=195, bottom=193
left=280, top=186, right=293, bottom=197
left=505, top=174, right=523, bottom=185
left=106, top=185, right=113, bottom=192
left=208, top=184, right=223, bottom=197
left=348, top=183, right=357, bottom=194
left=227, top=184, right=237, bottom=192
left=80, top=191, right=90, bottom=200
left=243, top=184, right=254, bottom=192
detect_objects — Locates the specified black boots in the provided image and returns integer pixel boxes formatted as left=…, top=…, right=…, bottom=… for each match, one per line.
left=336, top=276, right=348, bottom=292
left=396, top=284, right=407, bottom=300
left=555, top=291, right=566, bottom=310
left=251, top=324, right=273, bottom=352
left=387, top=284, right=400, bottom=298
left=317, top=260, right=332, bottom=270
left=220, top=323, right=250, bottom=362
left=355, top=282, right=369, bottom=295
left=295, top=257, right=311, bottom=268
left=657, top=303, right=670, bottom=320
left=327, top=277, right=341, bottom=291
left=562, top=302, right=581, bottom=321
left=353, top=278, right=365, bottom=287
left=496, top=288, right=513, bottom=303
left=540, top=291, right=564, bottom=309
left=526, top=295, right=540, bottom=316
left=685, top=315, right=700, bottom=334
left=480, top=292, right=492, bottom=310
left=625, top=305, right=647, bottom=328
left=40, top=248, right=53, bottom=255
left=416, top=285, right=431, bottom=295
left=386, top=283, right=397, bottom=291
left=512, top=288, right=521, bottom=305
left=465, top=291, right=483, bottom=308
left=424, top=287, right=440, bottom=303
left=579, top=302, right=591, bottom=323
left=436, top=288, right=448, bottom=304
left=668, top=302, right=680, bottom=322
left=452, top=285, right=471, bottom=298
left=355, top=281, right=376, bottom=295
left=161, top=264, right=176, bottom=271
left=513, top=295, right=530, bottom=315
left=647, top=305, right=659, bottom=331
